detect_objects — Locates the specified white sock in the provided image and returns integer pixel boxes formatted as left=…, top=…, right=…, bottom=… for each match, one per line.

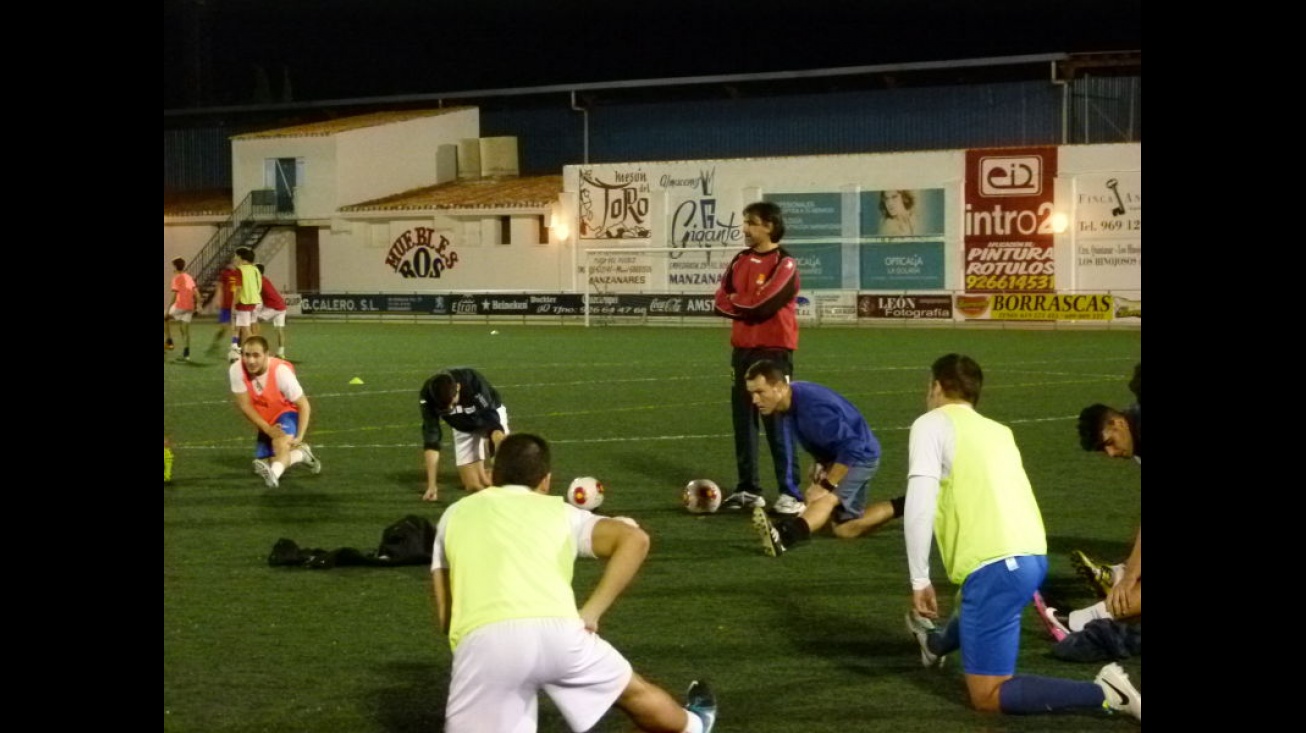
left=271, top=461, right=286, bottom=479
left=1068, top=601, right=1111, bottom=632
left=681, top=710, right=704, bottom=733
left=289, top=449, right=305, bottom=466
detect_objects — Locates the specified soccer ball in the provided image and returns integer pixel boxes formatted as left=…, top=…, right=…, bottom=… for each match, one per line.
left=567, top=476, right=605, bottom=510
left=682, top=479, right=722, bottom=514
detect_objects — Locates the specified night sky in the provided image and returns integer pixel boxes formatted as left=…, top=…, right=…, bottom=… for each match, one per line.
left=164, top=0, right=1142, bottom=110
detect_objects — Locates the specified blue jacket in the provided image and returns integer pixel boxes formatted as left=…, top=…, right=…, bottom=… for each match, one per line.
left=779, top=381, right=880, bottom=468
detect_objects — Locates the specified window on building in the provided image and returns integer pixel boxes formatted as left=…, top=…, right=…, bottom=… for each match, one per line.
left=538, top=215, right=550, bottom=244
left=499, top=216, right=511, bottom=245
left=263, top=158, right=304, bottom=214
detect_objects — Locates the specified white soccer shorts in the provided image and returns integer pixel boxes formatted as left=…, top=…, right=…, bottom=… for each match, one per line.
left=444, top=617, right=632, bottom=733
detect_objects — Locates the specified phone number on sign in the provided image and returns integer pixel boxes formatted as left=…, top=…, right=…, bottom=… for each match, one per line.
left=965, top=274, right=1054, bottom=291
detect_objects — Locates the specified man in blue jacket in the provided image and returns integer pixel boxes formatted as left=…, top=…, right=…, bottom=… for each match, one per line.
left=745, top=360, right=905, bottom=556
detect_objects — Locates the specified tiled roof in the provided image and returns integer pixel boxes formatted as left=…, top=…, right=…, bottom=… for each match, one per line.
left=164, top=189, right=232, bottom=217
left=231, top=108, right=472, bottom=139
left=340, top=175, right=563, bottom=212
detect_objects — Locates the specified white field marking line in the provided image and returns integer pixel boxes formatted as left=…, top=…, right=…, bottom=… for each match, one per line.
left=171, top=377, right=1109, bottom=438
left=172, top=358, right=1133, bottom=386
left=174, top=414, right=1074, bottom=450
left=167, top=370, right=1128, bottom=410
left=165, top=375, right=709, bottom=409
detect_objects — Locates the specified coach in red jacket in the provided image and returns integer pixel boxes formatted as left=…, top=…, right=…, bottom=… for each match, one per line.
left=713, top=201, right=804, bottom=516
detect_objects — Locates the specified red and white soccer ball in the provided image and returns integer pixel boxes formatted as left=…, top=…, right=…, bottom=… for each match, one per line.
left=682, top=479, right=723, bottom=514
left=567, top=476, right=605, bottom=510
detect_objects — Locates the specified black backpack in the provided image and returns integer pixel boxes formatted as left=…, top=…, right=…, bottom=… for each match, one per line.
left=268, top=514, right=436, bottom=569
left=375, top=514, right=437, bottom=564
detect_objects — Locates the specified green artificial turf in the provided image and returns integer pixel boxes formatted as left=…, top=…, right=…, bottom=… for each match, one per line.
left=164, top=321, right=1142, bottom=732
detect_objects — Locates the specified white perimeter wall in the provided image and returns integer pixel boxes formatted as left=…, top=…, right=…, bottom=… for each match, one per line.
left=168, top=142, right=1140, bottom=307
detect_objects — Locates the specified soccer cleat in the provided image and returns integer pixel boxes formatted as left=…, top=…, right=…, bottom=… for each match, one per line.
left=253, top=459, right=279, bottom=488
left=722, top=490, right=765, bottom=510
left=173, top=355, right=190, bottom=363
left=684, top=679, right=717, bottom=733
left=772, top=494, right=806, bottom=515
left=905, top=611, right=946, bottom=668
left=297, top=443, right=322, bottom=474
left=1070, top=550, right=1116, bottom=598
left=752, top=507, right=785, bottom=557
left=1095, top=662, right=1141, bottom=721
left=165, top=339, right=175, bottom=351
left=1032, top=591, right=1070, bottom=642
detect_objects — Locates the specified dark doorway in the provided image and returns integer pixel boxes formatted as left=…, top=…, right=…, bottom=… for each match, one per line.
left=295, top=226, right=319, bottom=293
left=275, top=158, right=297, bottom=213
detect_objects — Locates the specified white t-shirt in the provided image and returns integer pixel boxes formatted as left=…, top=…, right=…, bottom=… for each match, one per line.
left=903, top=406, right=960, bottom=589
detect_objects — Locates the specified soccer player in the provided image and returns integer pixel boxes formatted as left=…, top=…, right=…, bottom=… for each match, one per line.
left=1044, top=362, right=1142, bottom=632
left=713, top=201, right=805, bottom=515
left=232, top=247, right=263, bottom=359
left=253, top=263, right=289, bottom=358
left=229, top=335, right=320, bottom=489
left=430, top=432, right=717, bottom=733
left=744, top=360, right=905, bottom=556
left=164, top=257, right=197, bottom=362
left=206, top=259, right=241, bottom=361
left=419, top=367, right=509, bottom=502
left=902, top=354, right=1140, bottom=720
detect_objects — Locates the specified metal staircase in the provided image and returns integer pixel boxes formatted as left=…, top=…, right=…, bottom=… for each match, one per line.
left=191, top=189, right=297, bottom=307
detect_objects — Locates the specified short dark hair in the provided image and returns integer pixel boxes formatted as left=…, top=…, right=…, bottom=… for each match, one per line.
left=931, top=353, right=983, bottom=406
left=744, top=359, right=789, bottom=384
left=492, top=433, right=551, bottom=488
left=172, top=257, right=186, bottom=269
left=1076, top=404, right=1119, bottom=452
left=422, top=372, right=457, bottom=412
left=256, top=263, right=266, bottom=274
left=242, top=335, right=270, bottom=353
left=742, top=201, right=786, bottom=242
left=235, top=246, right=255, bottom=262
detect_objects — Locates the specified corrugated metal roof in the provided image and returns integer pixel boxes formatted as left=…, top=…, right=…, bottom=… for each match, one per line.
left=340, top=175, right=562, bottom=212
left=231, top=107, right=473, bottom=140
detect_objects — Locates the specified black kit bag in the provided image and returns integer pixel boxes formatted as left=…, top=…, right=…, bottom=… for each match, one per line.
left=268, top=514, right=436, bottom=569
left=374, top=514, right=437, bottom=565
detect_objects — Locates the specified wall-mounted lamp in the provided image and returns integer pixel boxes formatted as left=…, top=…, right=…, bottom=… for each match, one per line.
left=549, top=201, right=570, bottom=241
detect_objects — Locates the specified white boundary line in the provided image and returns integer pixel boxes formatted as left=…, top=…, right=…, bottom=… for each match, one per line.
left=173, top=414, right=1074, bottom=450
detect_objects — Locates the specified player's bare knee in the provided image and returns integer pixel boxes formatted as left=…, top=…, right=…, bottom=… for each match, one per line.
left=965, top=678, right=1005, bottom=713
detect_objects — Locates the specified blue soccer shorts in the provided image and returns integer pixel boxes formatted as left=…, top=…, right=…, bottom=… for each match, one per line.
left=254, top=412, right=299, bottom=459
left=957, top=554, right=1047, bottom=676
